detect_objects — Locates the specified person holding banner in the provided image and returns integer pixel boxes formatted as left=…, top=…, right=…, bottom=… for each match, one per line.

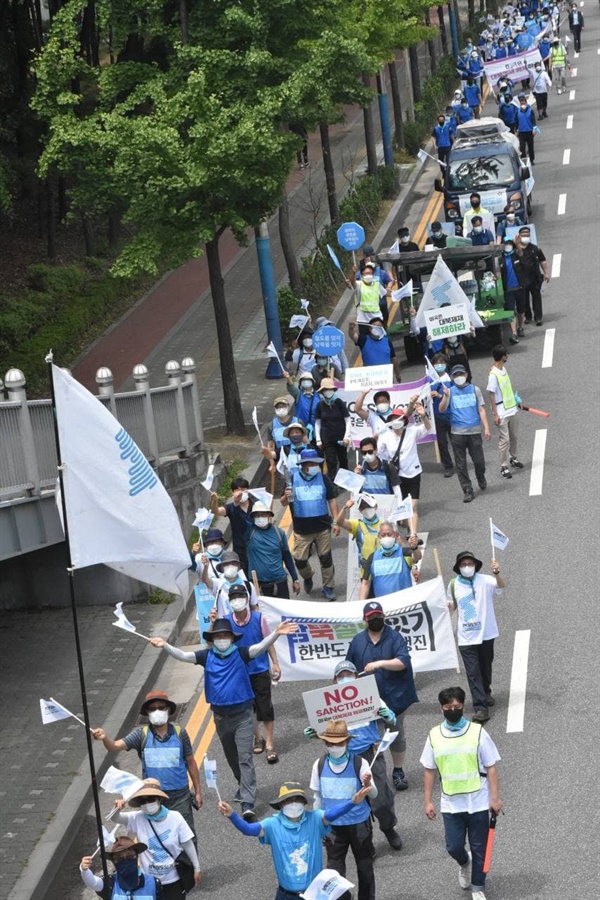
left=421, top=686, right=503, bottom=900
left=360, top=522, right=421, bottom=601
left=346, top=601, right=419, bottom=792
left=447, top=552, right=505, bottom=723
left=80, top=834, right=165, bottom=899
left=210, top=476, right=254, bottom=572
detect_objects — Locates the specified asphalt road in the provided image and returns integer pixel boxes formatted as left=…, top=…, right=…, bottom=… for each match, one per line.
left=46, top=10, right=599, bottom=899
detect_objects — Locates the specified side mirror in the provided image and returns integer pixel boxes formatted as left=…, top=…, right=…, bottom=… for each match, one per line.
left=520, top=166, right=530, bottom=180
left=434, top=179, right=443, bottom=192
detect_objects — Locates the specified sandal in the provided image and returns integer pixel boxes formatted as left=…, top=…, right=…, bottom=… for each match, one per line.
left=266, top=747, right=279, bottom=764
left=253, top=737, right=266, bottom=754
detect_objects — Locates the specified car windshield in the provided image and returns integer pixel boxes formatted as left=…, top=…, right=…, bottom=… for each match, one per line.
left=448, top=155, right=517, bottom=190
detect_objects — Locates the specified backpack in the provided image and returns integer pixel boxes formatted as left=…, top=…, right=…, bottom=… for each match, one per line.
left=317, top=753, right=372, bottom=813
left=139, top=723, right=183, bottom=756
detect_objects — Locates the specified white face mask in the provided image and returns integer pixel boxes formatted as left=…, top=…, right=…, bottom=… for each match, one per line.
left=323, top=390, right=335, bottom=399
left=380, top=535, right=396, bottom=550
left=391, top=419, right=406, bottom=431
left=213, top=638, right=232, bottom=652
left=275, top=406, right=289, bottom=417
left=230, top=598, right=247, bottom=612
left=376, top=403, right=389, bottom=414
left=282, top=801, right=305, bottom=819
left=453, top=376, right=467, bottom=387
left=148, top=710, right=169, bottom=726
left=223, top=565, right=239, bottom=579
left=363, top=452, right=376, bottom=463
left=299, top=381, right=313, bottom=392
left=400, top=236, right=410, bottom=244
left=206, top=544, right=223, bottom=557
left=362, top=273, right=374, bottom=285
left=327, top=744, right=348, bottom=759
left=460, top=565, right=476, bottom=579
left=520, top=236, right=530, bottom=245
left=253, top=516, right=270, bottom=529
left=362, top=507, right=378, bottom=520
left=142, top=801, right=161, bottom=816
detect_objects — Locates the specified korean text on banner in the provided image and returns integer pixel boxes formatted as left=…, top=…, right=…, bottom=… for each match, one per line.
left=414, top=256, right=484, bottom=332
left=345, top=365, right=394, bottom=392
left=483, top=47, right=542, bottom=87
left=195, top=584, right=215, bottom=642
left=259, top=576, right=458, bottom=681
left=424, top=304, right=471, bottom=340
left=335, top=376, right=436, bottom=447
left=302, top=674, right=379, bottom=731
left=52, top=364, right=191, bottom=599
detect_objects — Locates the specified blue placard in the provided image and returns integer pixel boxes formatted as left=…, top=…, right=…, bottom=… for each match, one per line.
left=195, top=584, right=215, bottom=642
left=312, top=325, right=345, bottom=355
left=336, top=221, right=366, bottom=251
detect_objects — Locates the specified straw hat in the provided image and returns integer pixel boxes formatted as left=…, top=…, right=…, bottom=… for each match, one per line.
left=127, top=778, right=169, bottom=808
left=106, top=835, right=147, bottom=860
left=269, top=782, right=308, bottom=809
left=317, top=720, right=351, bottom=744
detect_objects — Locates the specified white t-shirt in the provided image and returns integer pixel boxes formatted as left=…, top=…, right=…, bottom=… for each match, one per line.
left=420, top=721, right=501, bottom=813
left=447, top=574, right=503, bottom=645
left=118, top=809, right=194, bottom=884
left=377, top=423, right=428, bottom=477
left=486, top=367, right=517, bottom=420
left=309, top=754, right=377, bottom=804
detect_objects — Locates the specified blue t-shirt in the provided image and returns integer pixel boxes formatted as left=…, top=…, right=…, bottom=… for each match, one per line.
left=260, top=810, right=330, bottom=892
left=346, top=624, right=418, bottom=714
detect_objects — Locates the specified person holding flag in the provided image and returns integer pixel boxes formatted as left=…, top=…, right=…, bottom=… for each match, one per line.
left=487, top=345, right=524, bottom=480
left=421, top=686, right=503, bottom=900
left=209, top=476, right=254, bottom=572
left=80, top=834, right=165, bottom=899
left=446, top=552, right=506, bottom=723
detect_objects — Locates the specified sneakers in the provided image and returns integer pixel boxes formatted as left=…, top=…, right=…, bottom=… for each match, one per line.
left=472, top=892, right=487, bottom=900
left=459, top=851, right=472, bottom=889
left=485, top=693, right=495, bottom=707
left=472, top=708, right=490, bottom=723
left=303, top=576, right=314, bottom=594
left=509, top=335, right=519, bottom=344
left=510, top=456, right=524, bottom=468
left=535, top=319, right=543, bottom=326
left=517, top=326, right=525, bottom=337
left=392, top=767, right=408, bottom=791
left=524, top=317, right=533, bottom=324
left=443, top=467, right=454, bottom=478
left=242, top=804, right=258, bottom=823
left=463, top=491, right=474, bottom=503
left=382, top=827, right=403, bottom=850
left=477, top=477, right=487, bottom=490
left=501, top=466, right=512, bottom=479
left=322, top=585, right=337, bottom=602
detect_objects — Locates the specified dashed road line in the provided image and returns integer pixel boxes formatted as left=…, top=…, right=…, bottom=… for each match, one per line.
left=562, top=148, right=571, bottom=165
left=541, top=329, right=556, bottom=369
left=557, top=193, right=567, bottom=215
left=566, top=114, right=574, bottom=129
left=529, top=430, right=547, bottom=496
left=507, top=630, right=531, bottom=733
left=551, top=254, right=561, bottom=278
left=569, top=89, right=576, bottom=100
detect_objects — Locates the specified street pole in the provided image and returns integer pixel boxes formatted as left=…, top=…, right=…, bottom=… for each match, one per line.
left=255, top=219, right=285, bottom=379
left=449, top=3, right=460, bottom=59
left=376, top=69, right=394, bottom=167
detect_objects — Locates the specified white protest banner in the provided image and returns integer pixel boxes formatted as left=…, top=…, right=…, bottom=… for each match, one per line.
left=100, top=766, right=145, bottom=799
left=345, top=365, right=394, bottom=392
left=490, top=519, right=509, bottom=552
left=391, top=280, right=413, bottom=302
left=302, top=674, right=379, bottom=730
left=483, top=47, right=542, bottom=87
left=300, top=869, right=354, bottom=900
left=414, top=256, right=484, bottom=332
left=112, top=602, right=151, bottom=641
left=335, top=376, right=436, bottom=447
left=457, top=190, right=505, bottom=220
left=259, top=576, right=458, bottom=681
left=333, top=468, right=365, bottom=495
left=40, top=697, right=86, bottom=727
left=200, top=465, right=215, bottom=491
left=424, top=303, right=471, bottom=340
left=51, top=364, right=191, bottom=599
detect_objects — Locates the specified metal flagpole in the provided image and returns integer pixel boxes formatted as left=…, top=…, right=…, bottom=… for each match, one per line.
left=46, top=353, right=110, bottom=883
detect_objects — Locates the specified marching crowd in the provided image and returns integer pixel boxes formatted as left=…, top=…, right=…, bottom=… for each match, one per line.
left=77, top=5, right=579, bottom=900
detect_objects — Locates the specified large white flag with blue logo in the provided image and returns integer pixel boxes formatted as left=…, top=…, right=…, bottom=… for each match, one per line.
left=52, top=365, right=191, bottom=599
left=414, top=256, right=484, bottom=331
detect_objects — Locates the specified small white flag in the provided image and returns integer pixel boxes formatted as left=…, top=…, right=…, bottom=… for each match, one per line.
left=391, top=280, right=413, bottom=302
left=276, top=450, right=290, bottom=475
left=388, top=239, right=400, bottom=254
left=266, top=342, right=278, bottom=358
left=203, top=757, right=218, bottom=789
left=249, top=487, right=274, bottom=507
left=251, top=406, right=262, bottom=443
left=100, top=766, right=145, bottom=799
left=290, top=314, right=310, bottom=329
left=193, top=507, right=213, bottom=530
left=300, top=298, right=310, bottom=310
left=375, top=728, right=399, bottom=757
left=425, top=356, right=441, bottom=384
left=490, top=520, right=509, bottom=551
left=200, top=464, right=215, bottom=491
left=300, top=869, right=355, bottom=900
left=392, top=495, right=413, bottom=522
left=40, top=697, right=72, bottom=725
left=112, top=601, right=136, bottom=633
left=333, top=468, right=365, bottom=494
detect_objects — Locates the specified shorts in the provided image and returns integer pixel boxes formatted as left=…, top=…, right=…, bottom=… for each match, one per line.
left=388, top=712, right=406, bottom=754
left=250, top=670, right=275, bottom=722
left=399, top=474, right=421, bottom=501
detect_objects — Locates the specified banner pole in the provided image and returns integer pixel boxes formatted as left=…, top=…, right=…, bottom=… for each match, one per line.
left=46, top=353, right=110, bottom=883
left=433, top=547, right=442, bottom=578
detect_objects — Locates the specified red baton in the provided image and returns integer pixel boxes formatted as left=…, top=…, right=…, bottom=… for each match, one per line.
left=483, top=811, right=497, bottom=874
left=520, top=403, right=550, bottom=417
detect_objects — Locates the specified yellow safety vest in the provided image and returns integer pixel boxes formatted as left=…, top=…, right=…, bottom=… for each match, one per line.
left=358, top=280, right=382, bottom=315
left=428, top=722, right=483, bottom=795
left=491, top=366, right=516, bottom=412
left=550, top=45, right=567, bottom=66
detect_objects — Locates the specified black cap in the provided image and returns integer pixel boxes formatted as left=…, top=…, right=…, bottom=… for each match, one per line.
left=363, top=601, right=384, bottom=618
left=450, top=364, right=467, bottom=376
left=202, top=618, right=244, bottom=642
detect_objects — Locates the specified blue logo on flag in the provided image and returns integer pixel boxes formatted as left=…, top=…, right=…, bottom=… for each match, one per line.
left=432, top=279, right=454, bottom=307
left=115, top=428, right=158, bottom=496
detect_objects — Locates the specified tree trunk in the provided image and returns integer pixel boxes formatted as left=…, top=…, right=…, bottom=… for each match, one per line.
left=388, top=59, right=404, bottom=149
left=82, top=214, right=96, bottom=256
left=438, top=6, right=448, bottom=56
left=46, top=180, right=56, bottom=260
left=468, top=0, right=475, bottom=27
left=426, top=14, right=437, bottom=72
left=278, top=192, right=302, bottom=295
left=479, top=0, right=485, bottom=14
left=205, top=235, right=246, bottom=435
left=108, top=211, right=121, bottom=248
left=453, top=0, right=463, bottom=45
left=179, top=0, right=188, bottom=44
left=319, top=121, right=339, bottom=224
left=408, top=45, right=421, bottom=105
left=57, top=176, right=68, bottom=220
left=37, top=179, right=44, bottom=239
left=361, top=72, right=378, bottom=177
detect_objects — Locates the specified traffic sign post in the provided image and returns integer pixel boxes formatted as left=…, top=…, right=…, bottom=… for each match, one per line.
left=336, top=221, right=366, bottom=255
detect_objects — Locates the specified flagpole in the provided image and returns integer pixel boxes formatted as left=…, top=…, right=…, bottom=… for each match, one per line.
left=46, top=354, right=110, bottom=883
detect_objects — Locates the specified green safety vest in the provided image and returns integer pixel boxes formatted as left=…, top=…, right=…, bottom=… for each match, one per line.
left=428, top=722, right=483, bottom=795
left=492, top=366, right=516, bottom=412
left=358, top=280, right=382, bottom=315
left=550, top=45, right=567, bottom=66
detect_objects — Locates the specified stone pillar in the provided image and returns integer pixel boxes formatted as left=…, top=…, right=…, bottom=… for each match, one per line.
left=133, top=363, right=160, bottom=462
left=182, top=357, right=204, bottom=449
left=5, top=368, right=41, bottom=496
left=165, top=360, right=190, bottom=456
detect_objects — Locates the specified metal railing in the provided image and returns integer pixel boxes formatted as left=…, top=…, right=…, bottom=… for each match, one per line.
left=0, top=358, right=204, bottom=501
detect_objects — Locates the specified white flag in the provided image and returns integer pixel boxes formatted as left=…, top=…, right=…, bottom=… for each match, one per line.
left=251, top=406, right=262, bottom=443
left=490, top=520, right=509, bottom=551
left=290, top=314, right=310, bottom=329
left=100, top=766, right=145, bottom=799
left=300, top=298, right=310, bottom=310
left=40, top=697, right=72, bottom=725
left=266, top=341, right=279, bottom=358
left=391, top=495, right=413, bottom=522
left=300, top=869, right=354, bottom=900
left=388, top=239, right=400, bottom=254
left=203, top=757, right=218, bottom=789
left=200, top=464, right=215, bottom=491
left=414, top=257, right=484, bottom=331
left=193, top=507, right=213, bottom=530
left=377, top=728, right=399, bottom=755
left=52, top=365, right=191, bottom=599
left=417, top=148, right=428, bottom=164
left=112, top=601, right=136, bottom=633
left=391, top=280, right=413, bottom=302
left=249, top=487, right=274, bottom=507
left=424, top=356, right=441, bottom=384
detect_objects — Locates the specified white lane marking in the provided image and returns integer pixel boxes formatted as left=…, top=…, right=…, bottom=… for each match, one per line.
left=579, top=1, right=584, bottom=6
left=551, top=254, right=561, bottom=278
left=557, top=194, right=567, bottom=215
left=569, top=89, right=576, bottom=100
left=574, top=52, right=579, bottom=59
left=566, top=115, right=573, bottom=129
left=571, top=67, right=578, bottom=76
left=541, top=329, right=556, bottom=369
left=563, top=148, right=571, bottom=165
left=529, top=430, right=547, bottom=496
left=507, top=630, right=531, bottom=733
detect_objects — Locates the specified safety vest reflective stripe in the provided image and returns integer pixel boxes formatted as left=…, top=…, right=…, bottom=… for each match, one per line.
left=358, top=281, right=382, bottom=314
left=493, top=368, right=516, bottom=410
left=550, top=46, right=567, bottom=65
left=428, top=722, right=483, bottom=795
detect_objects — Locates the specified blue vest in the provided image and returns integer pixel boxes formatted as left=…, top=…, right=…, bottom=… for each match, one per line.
left=225, top=611, right=269, bottom=675
left=348, top=720, right=381, bottom=754
left=320, top=756, right=370, bottom=825
left=204, top=648, right=255, bottom=708
left=371, top=545, right=412, bottom=595
left=271, top=415, right=300, bottom=450
left=465, top=83, right=480, bottom=106
left=291, top=470, right=328, bottom=518
left=434, top=122, right=454, bottom=148
left=449, top=384, right=481, bottom=429
left=360, top=334, right=392, bottom=367
left=495, top=46, right=507, bottom=59
left=504, top=254, right=519, bottom=289
left=111, top=874, right=158, bottom=900
left=142, top=726, right=187, bottom=791
left=517, top=106, right=534, bottom=132
left=294, top=392, right=317, bottom=429
left=360, top=461, right=391, bottom=494
left=457, top=105, right=472, bottom=123
left=500, top=102, right=518, bottom=126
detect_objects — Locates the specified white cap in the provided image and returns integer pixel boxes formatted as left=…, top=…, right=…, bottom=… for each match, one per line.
left=357, top=492, right=378, bottom=509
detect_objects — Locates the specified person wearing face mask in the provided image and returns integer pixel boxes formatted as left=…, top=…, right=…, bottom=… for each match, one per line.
left=80, top=834, right=165, bottom=900
left=314, top=378, right=351, bottom=481
left=568, top=3, right=584, bottom=52
left=498, top=240, right=524, bottom=342
left=346, top=601, right=419, bottom=792
left=456, top=48, right=471, bottom=91
left=354, top=261, right=390, bottom=327
left=466, top=215, right=494, bottom=247
left=192, top=526, right=227, bottom=581
left=245, top=501, right=300, bottom=598
left=112, top=778, right=201, bottom=898
left=360, top=521, right=421, bottom=601
left=421, top=686, right=503, bottom=900
left=439, top=366, right=491, bottom=503
left=289, top=329, right=316, bottom=376
left=353, top=250, right=394, bottom=327
left=516, top=93, right=536, bottom=164
left=283, top=372, right=318, bottom=440
left=549, top=36, right=568, bottom=93
left=151, top=620, right=299, bottom=824
left=267, top=422, right=312, bottom=479
left=210, top=475, right=254, bottom=572
left=348, top=317, right=402, bottom=381
left=428, top=352, right=455, bottom=477
left=487, top=344, right=524, bottom=477
left=335, top=492, right=386, bottom=578
left=461, top=194, right=493, bottom=237
left=199, top=549, right=258, bottom=617
left=281, top=447, right=339, bottom=601
left=447, top=553, right=505, bottom=723
left=354, top=388, right=417, bottom=438
left=495, top=205, right=523, bottom=244
left=432, top=111, right=455, bottom=174
left=311, top=720, right=377, bottom=899
left=265, top=396, right=300, bottom=463
left=218, top=781, right=372, bottom=900
left=532, top=61, right=552, bottom=118
left=464, top=76, right=482, bottom=118
left=396, top=226, right=419, bottom=253
left=426, top=221, right=448, bottom=248
left=494, top=36, right=508, bottom=59
left=91, top=690, right=201, bottom=837
left=498, top=89, right=519, bottom=132
left=353, top=438, right=400, bottom=493
left=310, top=352, right=343, bottom=389
left=513, top=225, right=549, bottom=326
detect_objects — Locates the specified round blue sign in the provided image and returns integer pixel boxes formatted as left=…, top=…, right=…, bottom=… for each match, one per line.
left=336, top=221, right=366, bottom=252
left=312, top=325, right=345, bottom=356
